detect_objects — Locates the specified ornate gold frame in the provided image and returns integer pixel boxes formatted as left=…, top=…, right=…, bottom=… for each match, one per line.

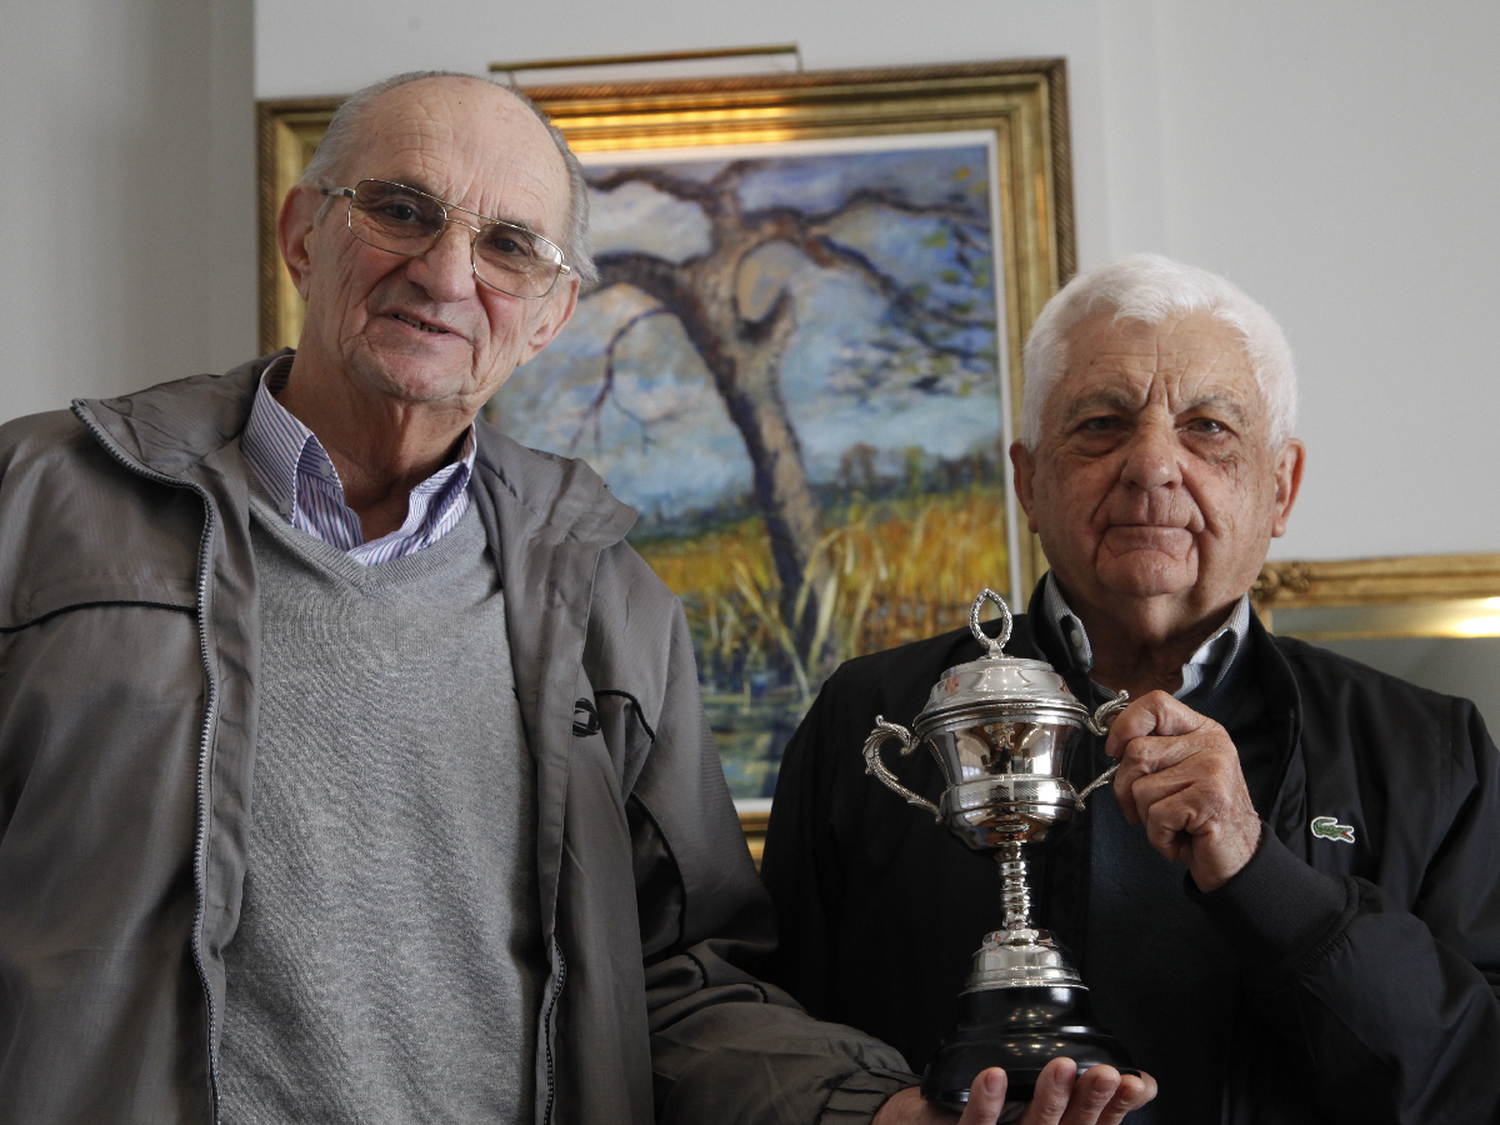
left=1254, top=553, right=1500, bottom=632
left=256, top=98, right=338, bottom=362
left=256, top=59, right=1075, bottom=599
left=1255, top=552, right=1500, bottom=611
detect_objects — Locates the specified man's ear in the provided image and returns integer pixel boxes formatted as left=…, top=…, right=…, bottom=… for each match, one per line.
left=277, top=185, right=323, bottom=302
left=1010, top=440, right=1041, bottom=533
left=516, top=275, right=581, bottom=367
left=1270, top=438, right=1306, bottom=538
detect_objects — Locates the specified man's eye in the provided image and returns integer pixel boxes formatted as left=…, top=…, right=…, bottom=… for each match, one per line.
left=1184, top=417, right=1227, bottom=435
left=479, top=226, right=535, bottom=260
left=356, top=185, right=441, bottom=230
left=1079, top=416, right=1121, bottom=434
left=377, top=199, right=433, bottom=226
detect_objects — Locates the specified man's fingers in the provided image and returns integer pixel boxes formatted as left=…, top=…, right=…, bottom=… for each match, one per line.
left=1101, top=1071, right=1158, bottom=1124
left=1112, top=734, right=1199, bottom=825
left=1055, top=1063, right=1119, bottom=1124
left=1123, top=745, right=1240, bottom=829
left=1103, top=690, right=1206, bottom=757
left=957, top=1067, right=1008, bottom=1125
left=1021, top=1061, right=1158, bottom=1125
left=1020, top=1057, right=1078, bottom=1124
left=1105, top=692, right=1226, bottom=823
left=1116, top=731, right=1262, bottom=887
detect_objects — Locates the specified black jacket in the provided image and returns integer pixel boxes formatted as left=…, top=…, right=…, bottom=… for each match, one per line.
left=761, top=586, right=1500, bottom=1124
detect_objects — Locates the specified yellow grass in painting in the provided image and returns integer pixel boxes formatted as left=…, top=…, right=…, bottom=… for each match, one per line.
left=634, top=489, right=1009, bottom=689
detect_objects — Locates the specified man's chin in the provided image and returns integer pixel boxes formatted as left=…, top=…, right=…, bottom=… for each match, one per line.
left=350, top=353, right=498, bottom=409
left=1095, top=555, right=1197, bottom=601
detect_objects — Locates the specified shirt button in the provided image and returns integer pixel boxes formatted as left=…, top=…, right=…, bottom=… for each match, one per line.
left=1066, top=621, right=1086, bottom=654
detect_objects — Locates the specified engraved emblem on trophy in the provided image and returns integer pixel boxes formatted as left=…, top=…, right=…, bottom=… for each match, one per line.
left=862, top=589, right=1137, bottom=1109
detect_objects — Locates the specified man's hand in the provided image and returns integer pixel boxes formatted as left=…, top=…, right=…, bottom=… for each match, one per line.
left=1105, top=690, right=1261, bottom=890
left=872, top=1059, right=1156, bottom=1124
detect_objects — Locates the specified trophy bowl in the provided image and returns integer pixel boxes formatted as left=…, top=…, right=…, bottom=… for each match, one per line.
left=862, top=589, right=1137, bottom=1110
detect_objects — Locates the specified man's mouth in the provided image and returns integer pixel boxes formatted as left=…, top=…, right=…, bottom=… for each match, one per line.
left=392, top=312, right=450, bottom=335
left=1103, top=524, right=1193, bottom=549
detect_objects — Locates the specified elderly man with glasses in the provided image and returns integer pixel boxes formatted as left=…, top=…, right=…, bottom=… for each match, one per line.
left=0, top=71, right=1137, bottom=1125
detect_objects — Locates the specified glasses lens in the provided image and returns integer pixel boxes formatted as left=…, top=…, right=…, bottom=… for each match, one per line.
left=474, top=222, right=564, bottom=299
left=349, top=181, right=445, bottom=252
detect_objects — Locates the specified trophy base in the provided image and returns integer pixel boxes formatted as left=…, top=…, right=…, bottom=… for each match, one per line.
left=920, top=985, right=1137, bottom=1110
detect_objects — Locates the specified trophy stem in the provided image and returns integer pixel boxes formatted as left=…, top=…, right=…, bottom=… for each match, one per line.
left=997, top=840, right=1032, bottom=934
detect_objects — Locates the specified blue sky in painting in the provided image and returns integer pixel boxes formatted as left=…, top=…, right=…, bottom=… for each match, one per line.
left=492, top=139, right=1007, bottom=527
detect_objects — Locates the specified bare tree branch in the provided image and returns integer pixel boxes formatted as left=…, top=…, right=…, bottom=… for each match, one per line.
left=586, top=159, right=766, bottom=211
left=567, top=305, right=671, bottom=453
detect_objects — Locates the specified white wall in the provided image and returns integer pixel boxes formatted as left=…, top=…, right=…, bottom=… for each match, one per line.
left=1141, top=4, right=1500, bottom=560
left=6, top=1, right=1496, bottom=562
left=0, top=0, right=257, bottom=420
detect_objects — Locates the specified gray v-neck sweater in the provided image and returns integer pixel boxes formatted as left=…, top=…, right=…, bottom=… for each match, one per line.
left=219, top=500, right=541, bottom=1124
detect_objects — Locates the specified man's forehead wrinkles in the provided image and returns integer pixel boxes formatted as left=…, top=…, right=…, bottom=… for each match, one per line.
left=1053, top=362, right=1262, bottom=437
left=1063, top=386, right=1142, bottom=418
left=1064, top=376, right=1256, bottom=421
left=350, top=77, right=562, bottom=218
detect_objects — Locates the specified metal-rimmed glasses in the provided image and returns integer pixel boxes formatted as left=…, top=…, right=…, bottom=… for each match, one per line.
left=322, top=179, right=572, bottom=300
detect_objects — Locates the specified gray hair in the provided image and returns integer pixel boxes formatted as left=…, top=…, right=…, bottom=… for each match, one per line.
left=298, top=70, right=597, bottom=286
left=1019, top=254, right=1295, bottom=449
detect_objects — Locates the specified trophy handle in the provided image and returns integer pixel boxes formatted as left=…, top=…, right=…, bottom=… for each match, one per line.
left=1077, top=689, right=1131, bottom=802
left=862, top=716, right=942, bottom=820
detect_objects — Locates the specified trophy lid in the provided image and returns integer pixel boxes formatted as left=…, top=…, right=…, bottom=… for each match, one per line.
left=914, top=589, right=1089, bottom=728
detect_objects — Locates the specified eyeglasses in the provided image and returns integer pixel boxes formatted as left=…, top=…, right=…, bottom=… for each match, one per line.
left=322, top=179, right=572, bottom=300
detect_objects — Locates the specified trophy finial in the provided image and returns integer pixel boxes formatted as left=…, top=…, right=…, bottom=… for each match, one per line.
left=970, top=588, right=1013, bottom=657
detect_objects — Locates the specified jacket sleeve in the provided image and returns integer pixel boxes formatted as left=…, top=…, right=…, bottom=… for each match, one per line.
left=626, top=585, right=916, bottom=1124
left=1194, top=692, right=1500, bottom=1123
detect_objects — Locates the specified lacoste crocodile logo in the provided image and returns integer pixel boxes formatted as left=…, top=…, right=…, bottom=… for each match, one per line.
left=1311, top=816, right=1356, bottom=844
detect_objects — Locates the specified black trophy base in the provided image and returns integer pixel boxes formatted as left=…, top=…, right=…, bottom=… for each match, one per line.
left=921, top=985, right=1138, bottom=1110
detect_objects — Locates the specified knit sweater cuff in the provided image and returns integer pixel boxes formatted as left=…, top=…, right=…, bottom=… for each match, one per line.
left=1187, top=822, right=1349, bottom=981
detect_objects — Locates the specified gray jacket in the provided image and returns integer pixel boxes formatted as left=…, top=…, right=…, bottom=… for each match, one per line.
left=0, top=355, right=911, bottom=1124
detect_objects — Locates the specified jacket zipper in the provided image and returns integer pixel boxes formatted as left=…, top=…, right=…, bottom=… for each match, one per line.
left=541, top=941, right=566, bottom=1125
left=72, top=404, right=225, bottom=1124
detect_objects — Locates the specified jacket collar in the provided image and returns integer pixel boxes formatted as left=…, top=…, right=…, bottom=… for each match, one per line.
left=471, top=422, right=637, bottom=554
left=72, top=354, right=276, bottom=482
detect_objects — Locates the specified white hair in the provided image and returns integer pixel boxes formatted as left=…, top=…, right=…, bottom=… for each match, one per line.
left=1019, top=254, right=1296, bottom=449
left=298, top=70, right=597, bottom=286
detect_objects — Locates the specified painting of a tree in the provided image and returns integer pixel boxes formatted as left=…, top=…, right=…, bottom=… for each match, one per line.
left=492, top=135, right=1013, bottom=799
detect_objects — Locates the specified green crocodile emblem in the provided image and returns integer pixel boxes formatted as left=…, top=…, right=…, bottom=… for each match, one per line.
left=1311, top=815, right=1356, bottom=844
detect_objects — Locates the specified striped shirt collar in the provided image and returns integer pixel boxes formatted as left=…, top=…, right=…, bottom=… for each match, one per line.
left=1040, top=572, right=1251, bottom=702
left=240, top=354, right=477, bottom=566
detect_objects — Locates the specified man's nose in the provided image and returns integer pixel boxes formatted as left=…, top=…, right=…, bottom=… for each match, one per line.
left=407, top=221, right=477, bottom=301
left=1119, top=422, right=1183, bottom=490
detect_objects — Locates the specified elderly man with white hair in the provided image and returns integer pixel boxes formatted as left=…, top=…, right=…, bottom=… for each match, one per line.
left=763, top=255, right=1500, bottom=1124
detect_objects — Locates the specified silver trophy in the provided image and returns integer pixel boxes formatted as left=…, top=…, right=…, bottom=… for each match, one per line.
left=862, top=589, right=1136, bottom=1109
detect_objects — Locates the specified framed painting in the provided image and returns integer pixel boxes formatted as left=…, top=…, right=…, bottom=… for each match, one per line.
left=256, top=61, right=1076, bottom=847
